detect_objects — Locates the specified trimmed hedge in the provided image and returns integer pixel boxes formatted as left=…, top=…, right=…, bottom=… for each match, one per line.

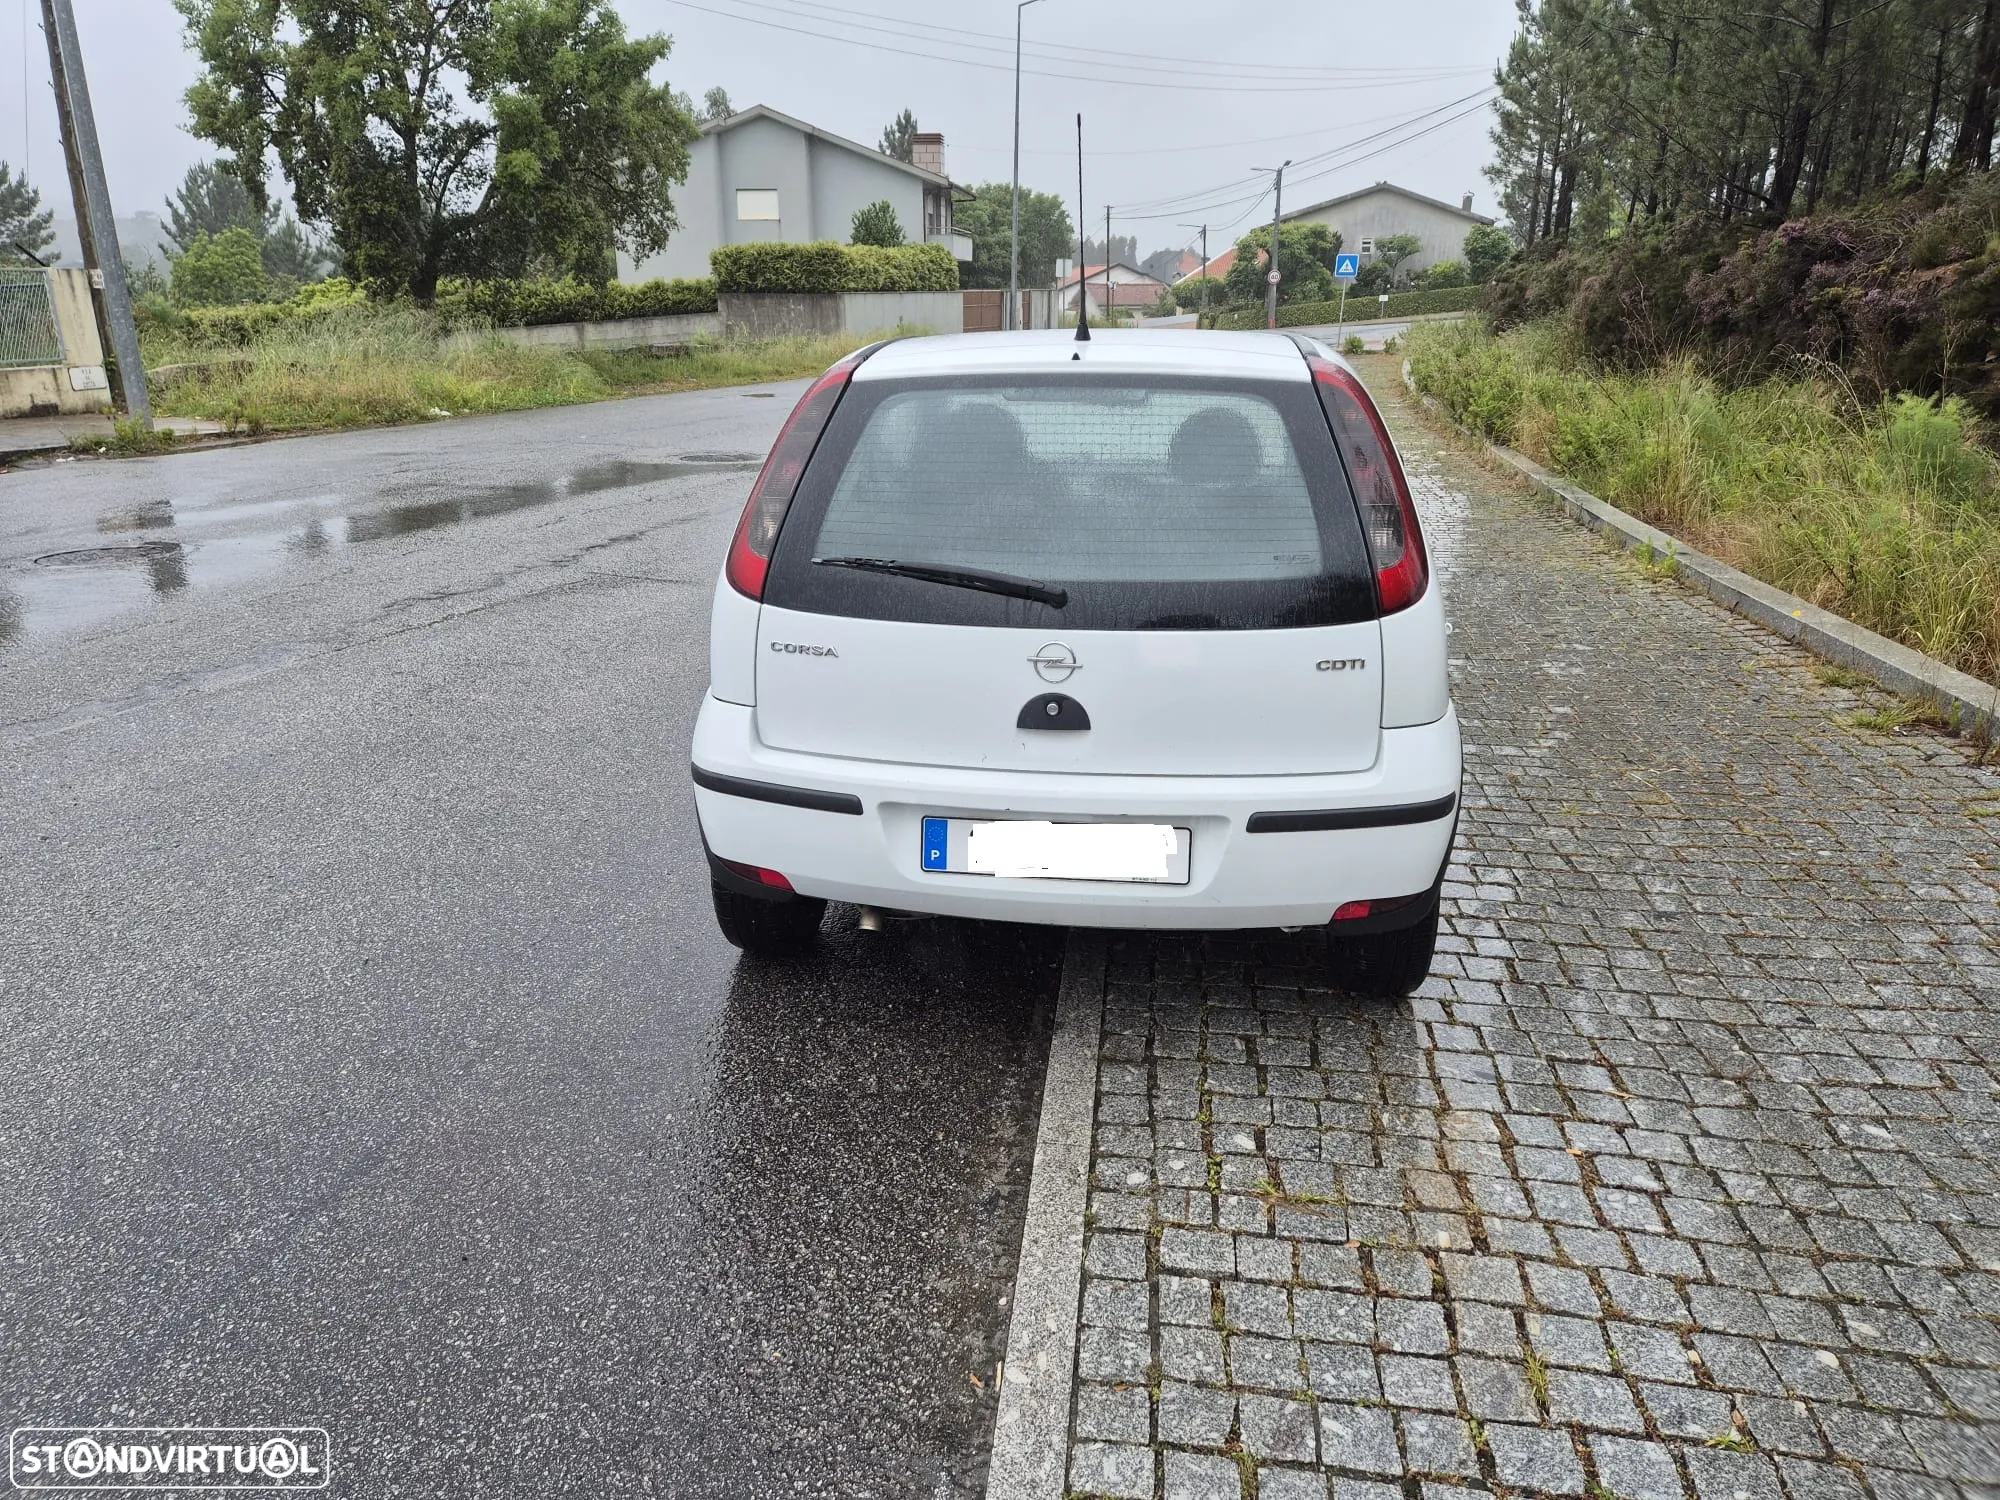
left=711, top=240, right=958, bottom=293
left=1208, top=284, right=1481, bottom=330
left=432, top=275, right=717, bottom=328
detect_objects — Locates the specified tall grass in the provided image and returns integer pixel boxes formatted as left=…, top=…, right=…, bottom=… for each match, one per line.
left=1407, top=318, right=2000, bottom=684
left=143, top=304, right=886, bottom=434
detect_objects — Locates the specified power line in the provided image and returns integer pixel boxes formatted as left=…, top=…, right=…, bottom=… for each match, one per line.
left=1110, top=86, right=1497, bottom=217
left=685, top=0, right=1489, bottom=82
left=665, top=0, right=1489, bottom=93
left=1114, top=93, right=1498, bottom=222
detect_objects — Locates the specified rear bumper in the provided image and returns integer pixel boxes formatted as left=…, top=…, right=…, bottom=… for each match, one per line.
left=690, top=697, right=1461, bottom=930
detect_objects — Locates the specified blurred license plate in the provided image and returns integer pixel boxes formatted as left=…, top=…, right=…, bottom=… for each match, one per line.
left=920, top=818, right=1191, bottom=884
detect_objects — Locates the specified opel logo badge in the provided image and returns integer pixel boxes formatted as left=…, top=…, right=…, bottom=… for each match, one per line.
left=1029, top=643, right=1080, bottom=684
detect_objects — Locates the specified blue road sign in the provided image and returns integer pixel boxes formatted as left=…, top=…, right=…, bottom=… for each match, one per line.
left=1333, top=253, right=1360, bottom=281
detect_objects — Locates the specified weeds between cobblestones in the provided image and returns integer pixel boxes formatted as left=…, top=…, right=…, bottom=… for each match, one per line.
left=1059, top=368, right=2000, bottom=1500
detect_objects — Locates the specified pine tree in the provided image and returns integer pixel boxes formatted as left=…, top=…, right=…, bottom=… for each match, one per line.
left=879, top=109, right=918, bottom=162
left=0, top=162, right=57, bottom=265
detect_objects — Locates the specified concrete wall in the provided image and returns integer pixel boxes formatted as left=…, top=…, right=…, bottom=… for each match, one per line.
left=1290, top=191, right=1488, bottom=276
left=0, top=268, right=112, bottom=418
left=459, top=311, right=724, bottom=354
left=718, top=292, right=964, bottom=339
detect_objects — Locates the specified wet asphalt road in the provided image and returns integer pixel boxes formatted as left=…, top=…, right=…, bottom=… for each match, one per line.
left=0, top=388, right=1061, bottom=1498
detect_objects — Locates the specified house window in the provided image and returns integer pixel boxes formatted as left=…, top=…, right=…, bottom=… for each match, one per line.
left=737, top=189, right=780, bottom=222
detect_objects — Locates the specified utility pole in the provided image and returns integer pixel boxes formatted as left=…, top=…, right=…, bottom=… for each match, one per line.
left=1103, top=205, right=1112, bottom=324
left=1253, top=160, right=1290, bottom=332
left=1008, top=0, right=1044, bottom=331
left=41, top=0, right=148, bottom=425
left=1178, top=222, right=1207, bottom=323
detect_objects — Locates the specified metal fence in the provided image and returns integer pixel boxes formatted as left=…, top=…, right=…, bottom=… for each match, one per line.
left=0, top=268, right=66, bottom=370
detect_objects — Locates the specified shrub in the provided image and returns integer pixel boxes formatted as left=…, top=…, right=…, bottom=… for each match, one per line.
left=849, top=200, right=906, bottom=247
left=1482, top=171, right=2000, bottom=424
left=1422, top=260, right=1469, bottom=289
left=711, top=240, right=957, bottom=293
left=171, top=227, right=270, bottom=307
left=1463, top=224, right=1515, bottom=283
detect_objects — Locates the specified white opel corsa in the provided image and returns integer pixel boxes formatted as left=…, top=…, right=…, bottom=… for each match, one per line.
left=691, top=329, right=1460, bottom=994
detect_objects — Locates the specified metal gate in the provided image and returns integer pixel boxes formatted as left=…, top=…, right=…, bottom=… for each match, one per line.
left=0, top=268, right=65, bottom=369
left=962, top=289, right=1003, bottom=333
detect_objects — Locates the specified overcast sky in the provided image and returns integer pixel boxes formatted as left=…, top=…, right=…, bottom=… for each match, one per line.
left=5, top=0, right=1515, bottom=260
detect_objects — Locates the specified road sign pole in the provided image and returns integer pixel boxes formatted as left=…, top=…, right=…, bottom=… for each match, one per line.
left=1336, top=283, right=1347, bottom=347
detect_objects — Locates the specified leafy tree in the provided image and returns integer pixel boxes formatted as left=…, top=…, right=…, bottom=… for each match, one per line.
left=176, top=0, right=699, bottom=299
left=171, top=226, right=269, bottom=305
left=952, top=181, right=1075, bottom=289
left=1462, top=223, right=1514, bottom=283
left=1, top=162, right=57, bottom=265
left=1172, top=275, right=1228, bottom=311
left=880, top=109, right=918, bottom=162
left=1421, top=259, right=1469, bottom=288
left=701, top=86, right=734, bottom=124
left=1223, top=221, right=1343, bottom=306
left=1374, top=234, right=1422, bottom=284
left=849, top=199, right=905, bottom=247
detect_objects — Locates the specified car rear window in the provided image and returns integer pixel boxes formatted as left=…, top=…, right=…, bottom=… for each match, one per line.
left=763, top=374, right=1376, bottom=631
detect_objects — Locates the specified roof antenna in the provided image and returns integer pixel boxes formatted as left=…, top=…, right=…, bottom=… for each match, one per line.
left=1073, top=112, right=1089, bottom=344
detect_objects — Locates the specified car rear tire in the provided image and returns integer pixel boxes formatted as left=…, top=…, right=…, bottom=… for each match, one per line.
left=1328, top=904, right=1439, bottom=997
left=711, top=882, right=827, bottom=955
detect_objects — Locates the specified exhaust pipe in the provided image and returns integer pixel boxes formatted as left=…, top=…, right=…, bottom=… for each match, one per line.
left=857, top=906, right=887, bottom=933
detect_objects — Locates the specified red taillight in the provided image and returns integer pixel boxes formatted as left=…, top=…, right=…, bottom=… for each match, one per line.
left=1333, top=893, right=1424, bottom=922
left=719, top=857, right=794, bottom=892
left=1307, top=355, right=1429, bottom=614
left=726, top=349, right=871, bottom=599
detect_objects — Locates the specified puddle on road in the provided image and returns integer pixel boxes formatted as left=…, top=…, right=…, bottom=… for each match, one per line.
left=1, top=453, right=758, bottom=646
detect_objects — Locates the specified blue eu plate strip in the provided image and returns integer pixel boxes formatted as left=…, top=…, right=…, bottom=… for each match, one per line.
left=921, top=817, right=949, bottom=871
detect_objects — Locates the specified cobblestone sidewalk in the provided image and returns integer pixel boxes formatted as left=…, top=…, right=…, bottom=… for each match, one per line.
left=1061, top=363, right=2000, bottom=1500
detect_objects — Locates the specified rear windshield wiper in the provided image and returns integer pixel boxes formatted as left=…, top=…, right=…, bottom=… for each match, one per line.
left=813, top=556, right=1067, bottom=608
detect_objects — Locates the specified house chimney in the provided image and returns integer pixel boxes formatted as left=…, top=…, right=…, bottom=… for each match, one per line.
left=911, top=132, right=945, bottom=177
left=1462, top=192, right=1474, bottom=212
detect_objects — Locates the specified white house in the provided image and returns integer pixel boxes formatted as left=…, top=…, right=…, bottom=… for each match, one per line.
left=1282, top=182, right=1495, bottom=277
left=622, top=105, right=974, bottom=283
left=1056, top=261, right=1169, bottom=316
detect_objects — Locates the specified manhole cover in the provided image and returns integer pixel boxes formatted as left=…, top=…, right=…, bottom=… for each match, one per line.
left=34, top=542, right=184, bottom=567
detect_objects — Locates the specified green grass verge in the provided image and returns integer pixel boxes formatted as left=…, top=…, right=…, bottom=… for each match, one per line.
left=143, top=305, right=892, bottom=435
left=1406, top=317, right=2000, bottom=685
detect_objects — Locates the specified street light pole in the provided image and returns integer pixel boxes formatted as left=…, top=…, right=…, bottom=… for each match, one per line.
left=1253, top=160, right=1290, bottom=332
left=1008, top=0, right=1044, bottom=332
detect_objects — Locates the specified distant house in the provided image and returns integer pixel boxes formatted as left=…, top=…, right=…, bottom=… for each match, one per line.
left=1057, top=261, right=1169, bottom=315
left=1140, top=246, right=1202, bottom=284
left=1282, top=182, right=1493, bottom=276
left=622, top=104, right=974, bottom=283
left=1175, top=247, right=1238, bottom=285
